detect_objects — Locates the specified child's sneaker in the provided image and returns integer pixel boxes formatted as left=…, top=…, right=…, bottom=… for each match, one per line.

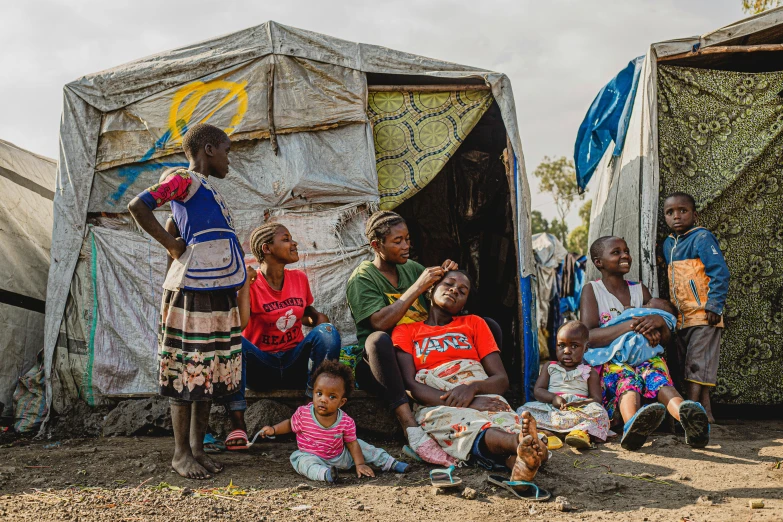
left=324, top=465, right=338, bottom=483
left=390, top=459, right=409, bottom=473
left=679, top=400, right=710, bottom=448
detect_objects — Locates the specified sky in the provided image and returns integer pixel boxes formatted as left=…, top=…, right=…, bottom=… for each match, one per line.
left=0, top=0, right=749, bottom=227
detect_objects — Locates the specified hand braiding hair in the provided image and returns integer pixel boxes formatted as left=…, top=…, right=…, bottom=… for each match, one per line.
left=249, top=222, right=284, bottom=262
left=365, top=210, right=406, bottom=245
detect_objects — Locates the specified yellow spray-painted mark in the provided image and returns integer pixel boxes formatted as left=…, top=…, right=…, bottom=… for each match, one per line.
left=167, top=78, right=249, bottom=144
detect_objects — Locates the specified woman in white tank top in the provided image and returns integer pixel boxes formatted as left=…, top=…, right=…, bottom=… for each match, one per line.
left=579, top=237, right=709, bottom=452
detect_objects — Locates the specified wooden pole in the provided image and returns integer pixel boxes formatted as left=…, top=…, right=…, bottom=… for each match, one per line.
left=368, top=84, right=490, bottom=92
left=268, top=60, right=278, bottom=156
left=658, top=43, right=783, bottom=62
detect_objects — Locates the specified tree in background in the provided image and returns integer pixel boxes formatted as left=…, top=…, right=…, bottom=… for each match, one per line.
left=531, top=210, right=549, bottom=234
left=568, top=200, right=592, bottom=255
left=578, top=199, right=592, bottom=225
left=533, top=156, right=584, bottom=248
left=549, top=219, right=570, bottom=247
left=742, top=0, right=782, bottom=13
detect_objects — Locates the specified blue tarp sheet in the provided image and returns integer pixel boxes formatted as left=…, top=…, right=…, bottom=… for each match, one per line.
left=574, top=56, right=644, bottom=191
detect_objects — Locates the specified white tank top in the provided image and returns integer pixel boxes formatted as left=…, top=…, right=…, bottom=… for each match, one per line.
left=588, top=280, right=643, bottom=326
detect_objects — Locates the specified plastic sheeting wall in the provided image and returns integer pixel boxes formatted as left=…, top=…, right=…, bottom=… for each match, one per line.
left=0, top=140, right=56, bottom=416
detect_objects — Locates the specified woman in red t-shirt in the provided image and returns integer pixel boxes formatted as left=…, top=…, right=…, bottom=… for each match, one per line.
left=217, top=222, right=341, bottom=449
left=394, top=271, right=549, bottom=496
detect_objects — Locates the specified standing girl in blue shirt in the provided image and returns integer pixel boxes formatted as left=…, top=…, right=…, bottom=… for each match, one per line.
left=128, top=123, right=246, bottom=479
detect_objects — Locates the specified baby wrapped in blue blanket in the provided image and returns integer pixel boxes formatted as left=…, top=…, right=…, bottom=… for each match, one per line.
left=583, top=298, right=677, bottom=367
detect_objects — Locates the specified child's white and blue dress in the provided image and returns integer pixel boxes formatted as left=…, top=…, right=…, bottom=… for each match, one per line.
left=517, top=362, right=611, bottom=441
left=136, top=169, right=246, bottom=402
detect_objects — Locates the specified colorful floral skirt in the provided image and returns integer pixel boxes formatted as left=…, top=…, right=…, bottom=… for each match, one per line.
left=601, top=356, right=673, bottom=420
left=517, top=394, right=611, bottom=441
left=158, top=289, right=242, bottom=401
left=413, top=359, right=522, bottom=462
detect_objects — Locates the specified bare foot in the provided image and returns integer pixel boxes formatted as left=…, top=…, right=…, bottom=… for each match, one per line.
left=520, top=411, right=547, bottom=462
left=172, top=451, right=211, bottom=480
left=192, top=449, right=224, bottom=474
left=510, top=435, right=541, bottom=483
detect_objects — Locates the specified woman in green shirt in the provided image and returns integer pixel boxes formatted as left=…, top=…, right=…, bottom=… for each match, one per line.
left=346, top=211, right=501, bottom=464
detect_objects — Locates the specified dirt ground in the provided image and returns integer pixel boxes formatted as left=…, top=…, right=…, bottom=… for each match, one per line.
left=1, top=420, right=782, bottom=522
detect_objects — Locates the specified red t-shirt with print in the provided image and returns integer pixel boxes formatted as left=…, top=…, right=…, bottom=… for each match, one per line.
left=243, top=269, right=314, bottom=353
left=391, top=315, right=499, bottom=372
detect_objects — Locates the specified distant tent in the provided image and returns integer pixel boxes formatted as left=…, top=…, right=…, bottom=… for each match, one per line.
left=0, top=139, right=55, bottom=419
left=582, top=7, right=783, bottom=406
left=45, top=21, right=541, bottom=420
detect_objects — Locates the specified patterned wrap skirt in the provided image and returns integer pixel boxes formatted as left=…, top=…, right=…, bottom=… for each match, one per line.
left=601, top=356, right=674, bottom=420
left=158, top=288, right=243, bottom=401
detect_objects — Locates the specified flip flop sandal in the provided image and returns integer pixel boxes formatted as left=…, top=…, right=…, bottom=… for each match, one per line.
left=203, top=433, right=226, bottom=453
left=430, top=465, right=462, bottom=488
left=488, top=474, right=552, bottom=502
left=225, top=429, right=249, bottom=451
left=679, top=400, right=710, bottom=448
left=620, top=403, right=666, bottom=451
left=565, top=429, right=593, bottom=450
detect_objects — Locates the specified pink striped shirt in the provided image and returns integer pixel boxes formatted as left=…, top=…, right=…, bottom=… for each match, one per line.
left=290, top=403, right=357, bottom=459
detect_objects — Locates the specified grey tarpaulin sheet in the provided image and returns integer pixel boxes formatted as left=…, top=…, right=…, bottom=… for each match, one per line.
left=47, top=21, right=535, bottom=417
left=0, top=140, right=56, bottom=416
left=52, top=225, right=164, bottom=404
left=89, top=124, right=378, bottom=214
left=95, top=55, right=368, bottom=170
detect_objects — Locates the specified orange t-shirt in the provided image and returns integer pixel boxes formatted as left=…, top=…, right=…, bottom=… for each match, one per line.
left=391, top=315, right=499, bottom=372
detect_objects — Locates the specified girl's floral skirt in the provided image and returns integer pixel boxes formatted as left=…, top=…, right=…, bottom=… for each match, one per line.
left=601, top=356, right=673, bottom=420
left=158, top=289, right=242, bottom=402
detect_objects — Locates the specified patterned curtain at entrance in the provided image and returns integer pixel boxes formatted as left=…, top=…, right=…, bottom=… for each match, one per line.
left=658, top=65, right=783, bottom=405
left=368, top=91, right=493, bottom=210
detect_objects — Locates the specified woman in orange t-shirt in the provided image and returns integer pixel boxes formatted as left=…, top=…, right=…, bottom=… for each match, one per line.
left=393, top=271, right=549, bottom=496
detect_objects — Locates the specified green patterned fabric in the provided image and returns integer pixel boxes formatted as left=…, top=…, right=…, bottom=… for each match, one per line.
left=658, top=65, right=783, bottom=405
left=369, top=91, right=493, bottom=210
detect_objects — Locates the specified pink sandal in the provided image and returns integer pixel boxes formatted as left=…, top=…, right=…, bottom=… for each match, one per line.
left=225, top=429, right=249, bottom=451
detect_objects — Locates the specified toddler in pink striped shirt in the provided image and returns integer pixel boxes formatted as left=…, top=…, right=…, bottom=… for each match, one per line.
left=260, top=360, right=408, bottom=482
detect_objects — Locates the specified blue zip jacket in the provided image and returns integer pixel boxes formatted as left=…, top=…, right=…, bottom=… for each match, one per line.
left=662, top=227, right=729, bottom=329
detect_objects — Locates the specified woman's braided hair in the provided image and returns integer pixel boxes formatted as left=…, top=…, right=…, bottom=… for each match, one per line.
left=249, top=222, right=284, bottom=262
left=365, top=210, right=406, bottom=245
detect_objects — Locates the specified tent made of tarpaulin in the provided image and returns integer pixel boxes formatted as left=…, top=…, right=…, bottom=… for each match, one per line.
left=583, top=7, right=783, bottom=406
left=45, top=21, right=539, bottom=419
left=0, top=139, right=56, bottom=417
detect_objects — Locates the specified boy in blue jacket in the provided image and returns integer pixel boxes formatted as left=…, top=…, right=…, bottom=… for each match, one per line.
left=662, top=192, right=729, bottom=423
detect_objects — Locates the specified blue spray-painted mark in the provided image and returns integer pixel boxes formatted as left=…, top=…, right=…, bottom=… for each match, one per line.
left=108, top=129, right=188, bottom=204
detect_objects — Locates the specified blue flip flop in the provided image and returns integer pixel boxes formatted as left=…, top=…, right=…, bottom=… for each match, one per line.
left=621, top=403, right=666, bottom=451
left=430, top=465, right=462, bottom=488
left=488, top=474, right=552, bottom=501
left=679, top=400, right=710, bottom=448
left=203, top=433, right=226, bottom=453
